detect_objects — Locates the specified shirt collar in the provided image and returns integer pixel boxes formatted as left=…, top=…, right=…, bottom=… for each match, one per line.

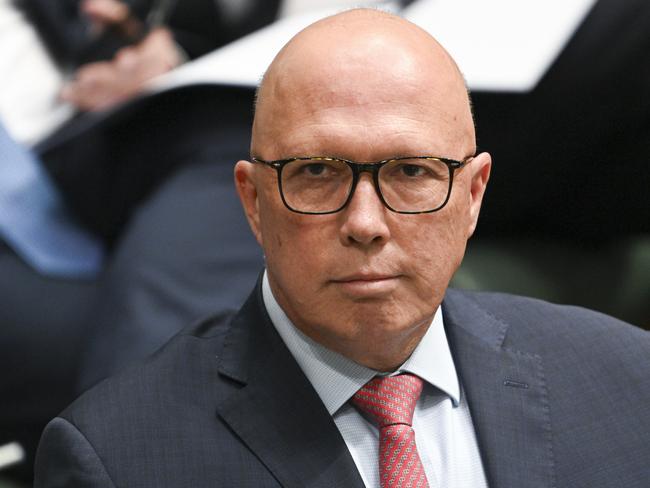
left=262, top=271, right=461, bottom=415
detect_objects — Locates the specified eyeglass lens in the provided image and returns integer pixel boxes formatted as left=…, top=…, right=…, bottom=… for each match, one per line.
left=280, top=158, right=451, bottom=213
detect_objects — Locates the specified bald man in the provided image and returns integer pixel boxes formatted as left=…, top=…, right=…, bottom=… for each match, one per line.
left=35, top=9, right=650, bottom=488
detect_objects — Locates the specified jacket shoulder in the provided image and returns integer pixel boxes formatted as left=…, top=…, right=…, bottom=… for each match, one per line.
left=445, top=291, right=650, bottom=486
left=39, top=311, right=241, bottom=484
left=61, top=309, right=236, bottom=426
left=445, top=288, right=649, bottom=357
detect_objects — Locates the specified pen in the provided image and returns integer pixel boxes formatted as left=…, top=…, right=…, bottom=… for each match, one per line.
left=145, top=0, right=177, bottom=31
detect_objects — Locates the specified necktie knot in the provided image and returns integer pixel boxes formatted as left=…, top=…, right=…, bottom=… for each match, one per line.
left=352, top=373, right=423, bottom=428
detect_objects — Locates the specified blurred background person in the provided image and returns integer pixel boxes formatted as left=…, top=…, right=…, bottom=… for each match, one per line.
left=0, top=0, right=277, bottom=482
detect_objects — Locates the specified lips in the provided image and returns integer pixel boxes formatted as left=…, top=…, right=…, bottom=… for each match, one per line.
left=333, top=273, right=396, bottom=282
left=331, top=273, right=401, bottom=297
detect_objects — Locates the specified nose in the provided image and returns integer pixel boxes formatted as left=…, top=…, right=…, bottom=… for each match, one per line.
left=339, top=173, right=391, bottom=246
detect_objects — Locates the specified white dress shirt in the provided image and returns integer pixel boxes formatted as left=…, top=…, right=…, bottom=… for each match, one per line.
left=262, top=272, right=488, bottom=488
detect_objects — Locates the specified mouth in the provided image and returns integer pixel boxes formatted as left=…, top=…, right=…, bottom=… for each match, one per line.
left=331, top=273, right=401, bottom=297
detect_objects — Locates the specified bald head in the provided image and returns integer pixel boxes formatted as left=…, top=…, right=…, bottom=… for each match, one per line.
left=252, top=8, right=475, bottom=159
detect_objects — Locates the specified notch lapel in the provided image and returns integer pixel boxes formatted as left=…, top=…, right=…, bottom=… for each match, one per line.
left=215, top=284, right=365, bottom=488
left=443, top=290, right=556, bottom=488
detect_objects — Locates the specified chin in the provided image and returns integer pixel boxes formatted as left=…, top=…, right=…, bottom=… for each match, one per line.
left=347, top=302, right=428, bottom=331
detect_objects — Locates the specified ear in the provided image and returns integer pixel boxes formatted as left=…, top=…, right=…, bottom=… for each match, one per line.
left=234, top=160, right=263, bottom=245
left=466, top=152, right=491, bottom=238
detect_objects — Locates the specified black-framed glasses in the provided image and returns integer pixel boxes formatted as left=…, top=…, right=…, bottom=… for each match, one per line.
left=251, top=155, right=473, bottom=214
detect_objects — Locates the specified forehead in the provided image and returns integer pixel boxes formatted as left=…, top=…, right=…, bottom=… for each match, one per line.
left=253, top=17, right=474, bottom=160
left=279, top=110, right=460, bottom=161
left=259, top=86, right=470, bottom=161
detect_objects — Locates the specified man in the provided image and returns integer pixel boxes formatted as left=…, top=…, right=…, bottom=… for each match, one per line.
left=35, top=8, right=650, bottom=487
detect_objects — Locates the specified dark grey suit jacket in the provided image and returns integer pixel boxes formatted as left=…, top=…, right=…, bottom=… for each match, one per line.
left=35, top=282, right=650, bottom=487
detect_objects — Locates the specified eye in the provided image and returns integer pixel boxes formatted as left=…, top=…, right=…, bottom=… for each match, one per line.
left=292, top=159, right=344, bottom=179
left=400, top=164, right=426, bottom=177
left=304, top=163, right=327, bottom=176
left=391, top=162, right=433, bottom=178
left=382, top=159, right=449, bottom=182
left=282, top=158, right=348, bottom=183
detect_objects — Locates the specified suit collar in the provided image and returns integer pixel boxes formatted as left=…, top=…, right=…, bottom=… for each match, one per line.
left=215, top=283, right=556, bottom=488
left=216, top=277, right=365, bottom=488
left=443, top=289, right=556, bottom=488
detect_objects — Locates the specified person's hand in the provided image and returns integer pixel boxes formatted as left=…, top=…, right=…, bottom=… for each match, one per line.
left=61, top=28, right=182, bottom=111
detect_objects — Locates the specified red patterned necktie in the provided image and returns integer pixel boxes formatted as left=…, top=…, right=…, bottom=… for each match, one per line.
left=351, top=373, right=429, bottom=488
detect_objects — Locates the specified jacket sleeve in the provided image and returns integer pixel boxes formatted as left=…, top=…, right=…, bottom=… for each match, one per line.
left=34, top=417, right=116, bottom=488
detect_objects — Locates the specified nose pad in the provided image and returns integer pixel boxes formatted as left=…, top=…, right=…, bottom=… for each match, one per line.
left=346, top=173, right=383, bottom=209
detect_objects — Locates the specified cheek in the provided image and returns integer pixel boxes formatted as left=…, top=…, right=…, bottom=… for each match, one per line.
left=399, top=204, right=469, bottom=297
left=259, top=205, right=332, bottom=285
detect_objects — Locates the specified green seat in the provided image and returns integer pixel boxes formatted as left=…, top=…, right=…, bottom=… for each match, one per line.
left=0, top=478, right=28, bottom=488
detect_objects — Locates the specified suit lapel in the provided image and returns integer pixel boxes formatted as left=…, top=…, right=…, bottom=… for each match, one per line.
left=214, top=283, right=557, bottom=487
left=215, top=283, right=365, bottom=488
left=443, top=290, right=556, bottom=488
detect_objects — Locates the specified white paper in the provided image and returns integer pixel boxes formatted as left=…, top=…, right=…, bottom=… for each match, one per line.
left=149, top=0, right=597, bottom=94
left=0, top=442, right=25, bottom=470
left=148, top=2, right=399, bottom=93
left=404, top=0, right=597, bottom=91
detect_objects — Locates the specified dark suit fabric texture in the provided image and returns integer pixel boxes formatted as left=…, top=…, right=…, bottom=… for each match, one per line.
left=76, top=154, right=265, bottom=391
left=0, top=243, right=97, bottom=468
left=35, top=283, right=650, bottom=488
left=63, top=85, right=264, bottom=393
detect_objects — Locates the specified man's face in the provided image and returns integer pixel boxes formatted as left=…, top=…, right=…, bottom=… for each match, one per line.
left=236, top=21, right=490, bottom=368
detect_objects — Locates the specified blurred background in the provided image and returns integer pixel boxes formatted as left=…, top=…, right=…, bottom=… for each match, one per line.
left=1, top=0, right=648, bottom=484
